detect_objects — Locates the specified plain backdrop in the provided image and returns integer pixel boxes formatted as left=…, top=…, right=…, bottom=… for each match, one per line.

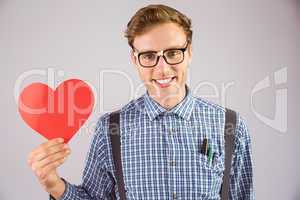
left=1, top=0, right=299, bottom=199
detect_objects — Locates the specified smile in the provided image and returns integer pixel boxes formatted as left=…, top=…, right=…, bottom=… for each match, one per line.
left=153, top=76, right=176, bottom=88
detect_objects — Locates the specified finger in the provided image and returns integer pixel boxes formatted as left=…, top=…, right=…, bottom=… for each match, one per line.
left=40, top=138, right=65, bottom=150
left=28, top=138, right=65, bottom=162
left=37, top=157, right=67, bottom=180
left=32, top=149, right=71, bottom=171
left=30, top=138, right=64, bottom=156
left=29, top=143, right=69, bottom=164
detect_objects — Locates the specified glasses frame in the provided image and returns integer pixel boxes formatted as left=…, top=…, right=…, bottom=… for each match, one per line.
left=133, top=41, right=189, bottom=68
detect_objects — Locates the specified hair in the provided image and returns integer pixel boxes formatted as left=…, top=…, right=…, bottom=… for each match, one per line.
left=124, top=4, right=193, bottom=49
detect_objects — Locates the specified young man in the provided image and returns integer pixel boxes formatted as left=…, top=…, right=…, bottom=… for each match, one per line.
left=27, top=4, right=254, bottom=200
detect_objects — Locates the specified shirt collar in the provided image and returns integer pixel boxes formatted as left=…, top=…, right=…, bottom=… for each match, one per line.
left=143, top=84, right=195, bottom=121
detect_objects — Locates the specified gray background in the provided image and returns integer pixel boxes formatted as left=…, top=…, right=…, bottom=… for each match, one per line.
left=1, top=0, right=299, bottom=199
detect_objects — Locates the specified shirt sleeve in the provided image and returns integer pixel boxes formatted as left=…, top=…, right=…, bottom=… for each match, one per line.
left=50, top=114, right=115, bottom=200
left=229, top=114, right=255, bottom=200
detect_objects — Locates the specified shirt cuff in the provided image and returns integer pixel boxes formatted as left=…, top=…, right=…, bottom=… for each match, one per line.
left=49, top=178, right=73, bottom=200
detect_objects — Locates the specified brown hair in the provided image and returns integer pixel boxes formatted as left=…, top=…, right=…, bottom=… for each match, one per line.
left=124, top=4, right=193, bottom=49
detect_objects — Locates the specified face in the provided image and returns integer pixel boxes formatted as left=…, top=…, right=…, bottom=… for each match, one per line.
left=131, top=22, right=192, bottom=101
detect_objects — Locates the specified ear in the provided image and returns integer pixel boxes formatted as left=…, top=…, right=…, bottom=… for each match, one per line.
left=187, top=43, right=192, bottom=65
left=131, top=51, right=138, bottom=67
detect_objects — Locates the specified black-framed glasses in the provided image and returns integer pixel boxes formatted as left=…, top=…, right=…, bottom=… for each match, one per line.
left=133, top=41, right=189, bottom=68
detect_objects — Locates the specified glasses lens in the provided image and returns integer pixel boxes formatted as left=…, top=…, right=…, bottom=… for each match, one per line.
left=139, top=52, right=157, bottom=67
left=164, top=49, right=184, bottom=64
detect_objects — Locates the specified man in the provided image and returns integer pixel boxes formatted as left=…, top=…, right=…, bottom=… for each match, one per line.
left=27, top=4, right=254, bottom=199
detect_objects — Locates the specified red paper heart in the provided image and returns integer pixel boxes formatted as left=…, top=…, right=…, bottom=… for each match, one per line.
left=18, top=79, right=94, bottom=143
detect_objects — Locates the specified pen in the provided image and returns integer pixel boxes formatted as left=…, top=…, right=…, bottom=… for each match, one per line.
left=201, top=138, right=208, bottom=154
left=211, top=152, right=217, bottom=166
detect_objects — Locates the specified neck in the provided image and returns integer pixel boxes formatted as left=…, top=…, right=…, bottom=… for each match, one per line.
left=149, top=85, right=187, bottom=110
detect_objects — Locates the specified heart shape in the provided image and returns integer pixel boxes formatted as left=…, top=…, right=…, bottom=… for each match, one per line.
left=18, top=79, right=94, bottom=143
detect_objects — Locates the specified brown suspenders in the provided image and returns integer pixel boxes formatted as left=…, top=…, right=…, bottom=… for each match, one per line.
left=220, top=108, right=237, bottom=200
left=109, top=110, right=126, bottom=200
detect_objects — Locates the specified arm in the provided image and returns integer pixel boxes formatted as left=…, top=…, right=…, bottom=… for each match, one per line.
left=229, top=114, right=255, bottom=200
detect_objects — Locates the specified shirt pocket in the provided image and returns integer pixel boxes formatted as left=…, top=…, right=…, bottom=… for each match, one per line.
left=194, top=152, right=224, bottom=199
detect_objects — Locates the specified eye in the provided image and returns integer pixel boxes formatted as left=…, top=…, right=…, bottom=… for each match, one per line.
left=141, top=52, right=156, bottom=60
left=166, top=50, right=181, bottom=58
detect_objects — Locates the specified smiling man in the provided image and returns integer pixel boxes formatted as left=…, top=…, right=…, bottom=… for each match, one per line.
left=27, top=4, right=254, bottom=200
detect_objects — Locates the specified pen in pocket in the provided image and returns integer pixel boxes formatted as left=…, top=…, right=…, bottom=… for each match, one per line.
left=211, top=152, right=217, bottom=166
left=200, top=138, right=215, bottom=165
left=200, top=138, right=208, bottom=155
left=207, top=146, right=213, bottom=165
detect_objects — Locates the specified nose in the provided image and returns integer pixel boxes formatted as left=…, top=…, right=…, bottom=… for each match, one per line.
left=156, top=55, right=170, bottom=70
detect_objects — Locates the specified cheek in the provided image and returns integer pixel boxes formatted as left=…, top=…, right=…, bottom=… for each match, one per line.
left=175, top=62, right=188, bottom=80
left=138, top=68, right=153, bottom=81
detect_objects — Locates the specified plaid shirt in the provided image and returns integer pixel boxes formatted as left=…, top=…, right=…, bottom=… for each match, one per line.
left=58, top=85, right=254, bottom=200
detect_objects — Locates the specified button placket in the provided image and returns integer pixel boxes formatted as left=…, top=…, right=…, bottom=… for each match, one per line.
left=164, top=114, right=178, bottom=199
left=173, top=192, right=177, bottom=199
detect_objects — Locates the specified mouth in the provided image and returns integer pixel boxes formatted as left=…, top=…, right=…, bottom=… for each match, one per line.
left=152, top=76, right=177, bottom=88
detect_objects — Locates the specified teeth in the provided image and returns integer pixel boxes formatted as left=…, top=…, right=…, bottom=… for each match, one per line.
left=156, top=78, right=173, bottom=84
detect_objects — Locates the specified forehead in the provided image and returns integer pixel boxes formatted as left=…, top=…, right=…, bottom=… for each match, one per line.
left=133, top=23, right=187, bottom=52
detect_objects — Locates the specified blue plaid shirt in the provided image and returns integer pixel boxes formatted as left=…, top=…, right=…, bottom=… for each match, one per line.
left=58, top=85, right=254, bottom=200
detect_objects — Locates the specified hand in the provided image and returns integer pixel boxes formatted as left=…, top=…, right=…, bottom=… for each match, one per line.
left=27, top=138, right=71, bottom=196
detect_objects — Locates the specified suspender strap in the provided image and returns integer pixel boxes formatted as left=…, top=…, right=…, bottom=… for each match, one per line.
left=109, top=110, right=126, bottom=200
left=221, top=108, right=237, bottom=200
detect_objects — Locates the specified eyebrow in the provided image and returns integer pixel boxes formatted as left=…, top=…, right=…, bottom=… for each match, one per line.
left=134, top=42, right=187, bottom=53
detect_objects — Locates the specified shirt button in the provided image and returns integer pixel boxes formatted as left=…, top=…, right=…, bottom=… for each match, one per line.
left=173, top=192, right=177, bottom=199
left=170, top=160, right=176, bottom=166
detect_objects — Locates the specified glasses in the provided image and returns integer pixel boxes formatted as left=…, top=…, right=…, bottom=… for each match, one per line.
left=133, top=41, right=189, bottom=68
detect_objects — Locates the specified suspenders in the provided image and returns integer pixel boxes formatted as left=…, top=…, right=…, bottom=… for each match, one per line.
left=109, top=110, right=126, bottom=200
left=221, top=108, right=237, bottom=200
left=108, top=108, right=237, bottom=200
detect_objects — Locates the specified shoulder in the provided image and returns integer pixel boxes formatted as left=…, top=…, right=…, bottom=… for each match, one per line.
left=235, top=113, right=251, bottom=143
left=193, top=96, right=250, bottom=139
left=94, top=95, right=145, bottom=133
left=193, top=96, right=226, bottom=114
left=192, top=97, right=226, bottom=125
left=120, top=95, right=146, bottom=115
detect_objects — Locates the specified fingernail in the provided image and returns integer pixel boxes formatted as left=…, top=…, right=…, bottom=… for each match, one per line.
left=58, top=138, right=64, bottom=143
